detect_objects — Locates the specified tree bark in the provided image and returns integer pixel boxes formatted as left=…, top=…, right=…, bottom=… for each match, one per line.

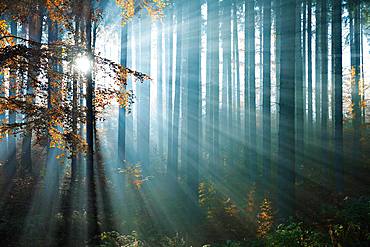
left=277, top=0, right=296, bottom=219
left=332, top=0, right=343, bottom=192
left=262, top=0, right=271, bottom=184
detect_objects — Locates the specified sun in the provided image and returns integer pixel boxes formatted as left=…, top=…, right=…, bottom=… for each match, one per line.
left=75, top=55, right=91, bottom=74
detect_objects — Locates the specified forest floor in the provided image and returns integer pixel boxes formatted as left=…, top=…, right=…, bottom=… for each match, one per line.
left=1, top=139, right=370, bottom=246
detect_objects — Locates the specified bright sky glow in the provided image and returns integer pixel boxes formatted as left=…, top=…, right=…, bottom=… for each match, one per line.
left=75, top=55, right=91, bottom=74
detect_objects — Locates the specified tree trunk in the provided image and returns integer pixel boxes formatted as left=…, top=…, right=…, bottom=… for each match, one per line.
left=296, top=0, right=304, bottom=181
left=262, top=0, right=271, bottom=184
left=137, top=14, right=151, bottom=171
left=244, top=0, right=250, bottom=180
left=246, top=0, right=256, bottom=183
left=4, top=19, right=17, bottom=178
left=277, top=0, right=296, bottom=219
left=21, top=7, right=43, bottom=173
left=350, top=0, right=361, bottom=172
left=71, top=18, right=79, bottom=179
left=226, top=0, right=233, bottom=168
left=85, top=0, right=98, bottom=241
left=315, top=0, right=321, bottom=135
left=118, top=19, right=128, bottom=164
left=157, top=21, right=164, bottom=155
left=186, top=0, right=201, bottom=226
left=0, top=50, right=5, bottom=169
left=170, top=1, right=182, bottom=179
left=332, top=0, right=343, bottom=192
left=307, top=0, right=313, bottom=147
left=166, top=6, right=175, bottom=177
left=320, top=0, right=328, bottom=177
left=233, top=0, right=240, bottom=136
left=207, top=0, right=220, bottom=177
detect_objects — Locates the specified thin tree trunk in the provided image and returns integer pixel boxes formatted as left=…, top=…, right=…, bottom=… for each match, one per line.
left=222, top=0, right=232, bottom=168
left=233, top=1, right=240, bottom=134
left=315, top=0, right=321, bottom=134
left=71, top=18, right=79, bottom=179
left=170, top=1, right=182, bottom=179
left=296, top=0, right=304, bottom=181
left=350, top=0, right=361, bottom=170
left=157, top=21, right=164, bottom=155
left=247, top=0, right=256, bottom=183
left=233, top=0, right=241, bottom=171
left=321, top=0, right=329, bottom=176
left=307, top=0, right=313, bottom=146
left=262, top=0, right=271, bottom=184
left=244, top=0, right=250, bottom=182
left=0, top=50, right=5, bottom=169
left=118, top=19, right=128, bottom=163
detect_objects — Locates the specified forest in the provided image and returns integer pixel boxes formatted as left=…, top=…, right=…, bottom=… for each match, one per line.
left=1, top=0, right=370, bottom=246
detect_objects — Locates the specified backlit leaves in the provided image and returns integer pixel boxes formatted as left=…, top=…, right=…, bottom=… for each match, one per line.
left=116, top=0, right=135, bottom=24
left=257, top=198, right=274, bottom=238
left=116, top=0, right=166, bottom=25
left=0, top=19, right=14, bottom=48
left=117, top=164, right=148, bottom=190
left=0, top=0, right=153, bottom=161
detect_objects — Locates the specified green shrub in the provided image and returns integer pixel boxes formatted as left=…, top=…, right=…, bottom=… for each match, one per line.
left=159, top=233, right=187, bottom=247
left=265, top=221, right=327, bottom=247
left=99, top=231, right=145, bottom=247
left=328, top=197, right=370, bottom=246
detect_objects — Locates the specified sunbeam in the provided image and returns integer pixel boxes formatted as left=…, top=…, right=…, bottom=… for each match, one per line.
left=1, top=0, right=370, bottom=246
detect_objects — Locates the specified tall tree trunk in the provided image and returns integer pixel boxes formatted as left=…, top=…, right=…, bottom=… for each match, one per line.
left=360, top=8, right=365, bottom=125
left=302, top=0, right=307, bottom=121
left=205, top=0, right=219, bottom=177
left=135, top=16, right=142, bottom=165
left=170, top=1, right=182, bottom=179
left=21, top=7, right=43, bottom=173
left=126, top=21, right=134, bottom=163
left=222, top=0, right=232, bottom=169
left=296, top=0, right=304, bottom=181
left=0, top=48, right=5, bottom=168
left=262, top=0, right=271, bottom=184
left=277, top=0, right=296, bottom=219
left=244, top=0, right=249, bottom=179
left=186, top=0, right=201, bottom=225
left=118, top=20, right=128, bottom=164
left=274, top=0, right=281, bottom=133
left=320, top=0, right=328, bottom=177
left=207, top=0, right=220, bottom=177
left=71, top=18, right=79, bottom=179
left=233, top=0, right=241, bottom=172
left=4, top=19, right=17, bottom=178
left=206, top=0, right=213, bottom=175
left=227, top=1, right=233, bottom=168
left=350, top=0, right=361, bottom=171
left=85, top=0, right=98, bottom=241
left=137, top=14, right=151, bottom=171
left=166, top=7, right=175, bottom=177
left=233, top=0, right=240, bottom=136
left=332, top=0, right=343, bottom=192
left=157, top=21, right=164, bottom=155
left=315, top=0, right=321, bottom=136
left=307, top=0, right=313, bottom=147
left=246, top=0, right=256, bottom=183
